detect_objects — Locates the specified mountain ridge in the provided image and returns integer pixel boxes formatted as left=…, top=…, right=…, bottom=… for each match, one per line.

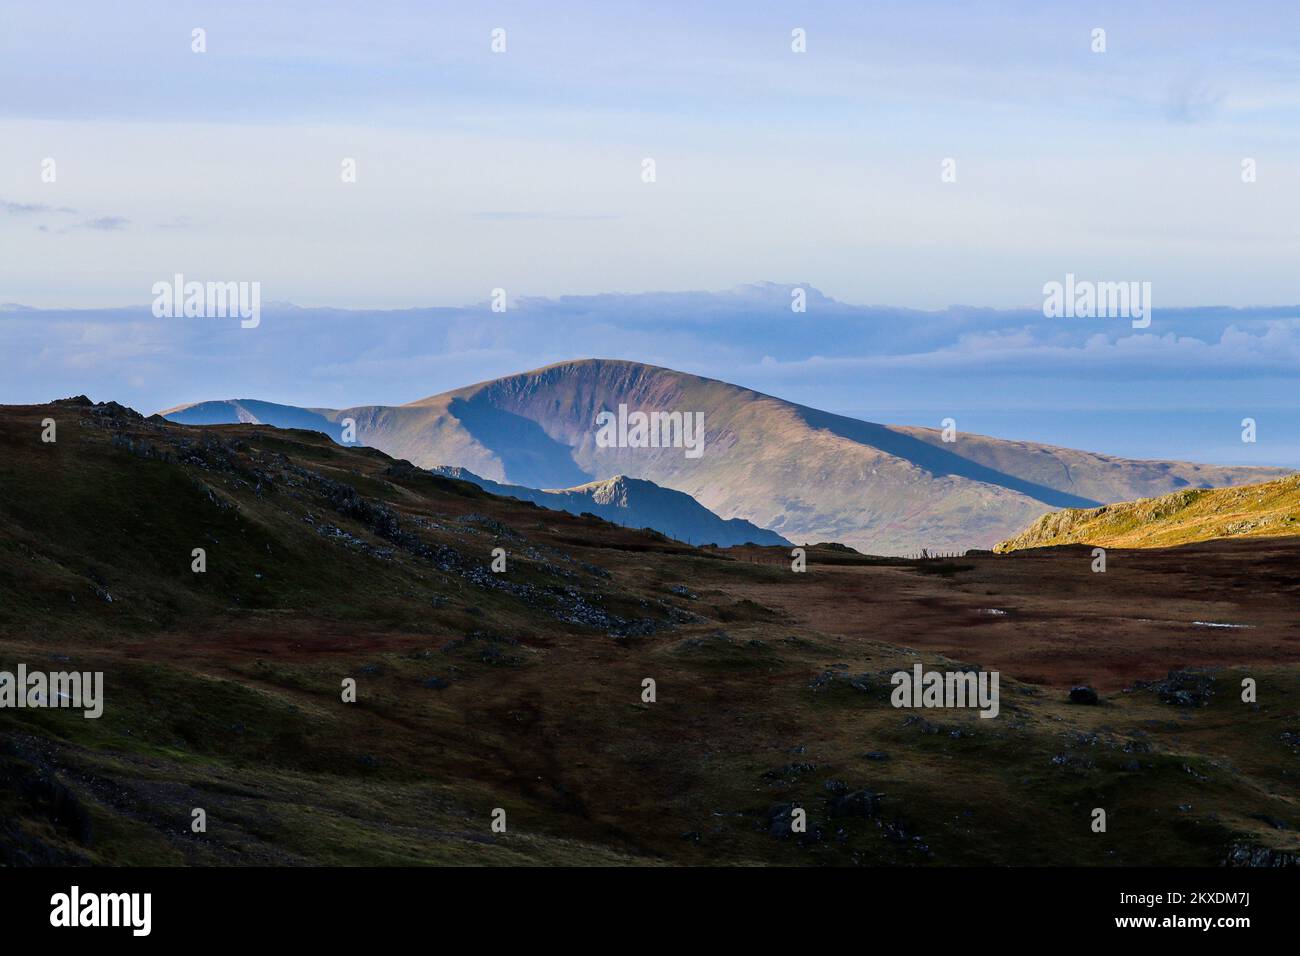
left=163, top=358, right=1291, bottom=554
left=428, top=466, right=790, bottom=547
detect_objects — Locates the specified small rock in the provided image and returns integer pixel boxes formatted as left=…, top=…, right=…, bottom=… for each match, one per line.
left=828, top=789, right=881, bottom=819
left=1069, top=686, right=1099, bottom=705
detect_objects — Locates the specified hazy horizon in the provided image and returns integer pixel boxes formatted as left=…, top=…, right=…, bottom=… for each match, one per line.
left=6, top=283, right=1298, bottom=469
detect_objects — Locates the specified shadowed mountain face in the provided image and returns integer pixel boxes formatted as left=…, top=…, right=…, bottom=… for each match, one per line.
left=163, top=359, right=1291, bottom=554
left=447, top=397, right=590, bottom=489
left=430, top=467, right=790, bottom=548
left=795, top=408, right=1097, bottom=511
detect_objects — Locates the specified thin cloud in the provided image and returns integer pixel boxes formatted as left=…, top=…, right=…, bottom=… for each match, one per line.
left=83, top=216, right=129, bottom=231
left=470, top=212, right=621, bottom=222
left=1, top=198, right=77, bottom=215
left=1163, top=75, right=1222, bottom=123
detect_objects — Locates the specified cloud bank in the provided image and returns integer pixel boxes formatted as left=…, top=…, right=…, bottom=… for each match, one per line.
left=4, top=284, right=1297, bottom=467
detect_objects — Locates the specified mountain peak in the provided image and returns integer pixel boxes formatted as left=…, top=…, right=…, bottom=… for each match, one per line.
left=573, top=473, right=631, bottom=488
left=164, top=362, right=1290, bottom=554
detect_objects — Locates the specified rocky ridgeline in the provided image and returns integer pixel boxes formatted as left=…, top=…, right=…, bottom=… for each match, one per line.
left=995, top=473, right=1300, bottom=551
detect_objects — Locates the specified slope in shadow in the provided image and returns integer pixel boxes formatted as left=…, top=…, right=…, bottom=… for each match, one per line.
left=166, top=400, right=345, bottom=442
left=799, top=407, right=1100, bottom=509
left=449, top=396, right=592, bottom=488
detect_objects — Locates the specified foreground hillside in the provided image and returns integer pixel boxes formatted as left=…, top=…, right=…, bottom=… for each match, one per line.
left=1, top=398, right=1296, bottom=867
left=996, top=473, right=1300, bottom=551
left=162, top=360, right=1290, bottom=554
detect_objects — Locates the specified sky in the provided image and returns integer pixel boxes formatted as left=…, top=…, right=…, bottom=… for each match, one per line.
left=2, top=1, right=1299, bottom=466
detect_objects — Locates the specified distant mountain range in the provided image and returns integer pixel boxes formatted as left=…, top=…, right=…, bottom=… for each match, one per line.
left=162, top=359, right=1291, bottom=553
left=428, top=467, right=789, bottom=547
left=996, top=473, right=1300, bottom=551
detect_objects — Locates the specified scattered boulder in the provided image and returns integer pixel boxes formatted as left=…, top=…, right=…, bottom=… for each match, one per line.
left=828, top=788, right=881, bottom=819
left=1160, top=671, right=1216, bottom=707
left=1224, top=843, right=1300, bottom=867
left=1069, top=686, right=1099, bottom=705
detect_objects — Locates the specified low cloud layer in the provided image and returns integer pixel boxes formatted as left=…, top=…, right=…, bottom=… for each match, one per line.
left=5, top=284, right=1298, bottom=467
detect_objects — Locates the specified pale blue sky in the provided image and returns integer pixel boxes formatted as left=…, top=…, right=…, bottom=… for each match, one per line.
left=4, top=1, right=1300, bottom=307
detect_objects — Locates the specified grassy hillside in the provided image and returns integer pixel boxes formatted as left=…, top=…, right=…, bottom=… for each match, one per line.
left=2, top=398, right=1296, bottom=866
left=995, top=473, right=1300, bottom=552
